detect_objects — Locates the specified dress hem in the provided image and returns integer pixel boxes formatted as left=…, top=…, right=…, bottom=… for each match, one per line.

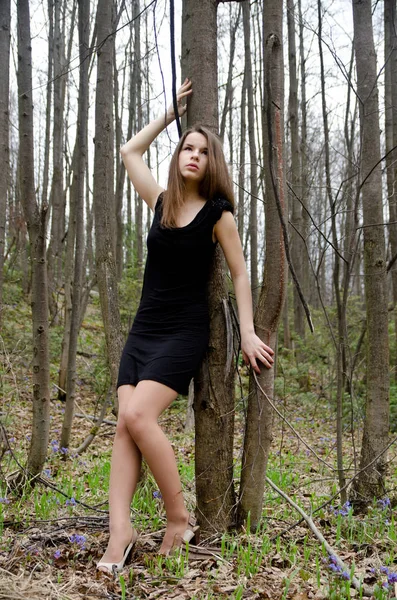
left=116, top=376, right=188, bottom=396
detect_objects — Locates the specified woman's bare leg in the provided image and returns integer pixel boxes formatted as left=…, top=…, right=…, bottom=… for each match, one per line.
left=124, top=380, right=189, bottom=554
left=99, top=385, right=141, bottom=564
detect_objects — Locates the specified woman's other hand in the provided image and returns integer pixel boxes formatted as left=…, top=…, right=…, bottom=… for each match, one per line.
left=241, top=332, right=274, bottom=374
left=166, top=78, right=192, bottom=121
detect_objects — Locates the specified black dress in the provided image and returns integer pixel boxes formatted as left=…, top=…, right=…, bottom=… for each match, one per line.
left=117, top=193, right=234, bottom=395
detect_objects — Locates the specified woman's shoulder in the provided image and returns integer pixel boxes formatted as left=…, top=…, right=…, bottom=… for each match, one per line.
left=210, top=196, right=234, bottom=223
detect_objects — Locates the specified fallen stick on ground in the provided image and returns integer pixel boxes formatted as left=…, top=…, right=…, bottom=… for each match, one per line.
left=266, top=476, right=373, bottom=597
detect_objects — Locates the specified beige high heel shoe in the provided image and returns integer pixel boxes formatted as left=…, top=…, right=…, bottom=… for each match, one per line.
left=97, top=530, right=138, bottom=576
left=169, top=514, right=200, bottom=555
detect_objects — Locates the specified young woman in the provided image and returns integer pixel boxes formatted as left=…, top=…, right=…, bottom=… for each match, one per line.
left=97, top=78, right=274, bottom=574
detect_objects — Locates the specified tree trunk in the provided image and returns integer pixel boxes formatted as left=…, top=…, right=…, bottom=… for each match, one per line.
left=242, top=0, right=258, bottom=308
left=384, top=0, right=397, bottom=381
left=0, top=0, right=11, bottom=324
left=47, top=0, right=67, bottom=322
left=181, top=0, right=236, bottom=533
left=317, top=0, right=346, bottom=503
left=93, top=0, right=124, bottom=396
left=58, top=145, right=77, bottom=400
left=287, top=0, right=305, bottom=342
left=219, top=5, right=240, bottom=142
left=133, top=0, right=143, bottom=280
left=297, top=0, right=310, bottom=301
left=238, top=75, right=246, bottom=242
left=238, top=0, right=287, bottom=530
left=60, top=0, right=90, bottom=449
left=17, top=0, right=50, bottom=476
left=41, top=0, right=53, bottom=214
left=351, top=0, right=390, bottom=502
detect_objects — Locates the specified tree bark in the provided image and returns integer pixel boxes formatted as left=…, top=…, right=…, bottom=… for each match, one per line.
left=317, top=0, right=346, bottom=503
left=238, top=75, right=246, bottom=242
left=238, top=0, right=287, bottom=530
left=47, top=0, right=67, bottom=322
left=297, top=0, right=310, bottom=302
left=0, top=0, right=11, bottom=324
left=219, top=4, right=240, bottom=142
left=384, top=0, right=397, bottom=381
left=181, top=0, right=236, bottom=533
left=287, top=0, right=305, bottom=342
left=133, top=0, right=143, bottom=280
left=351, top=0, right=390, bottom=502
left=93, top=0, right=124, bottom=396
left=242, top=0, right=258, bottom=308
left=60, top=0, right=90, bottom=449
left=17, top=0, right=50, bottom=476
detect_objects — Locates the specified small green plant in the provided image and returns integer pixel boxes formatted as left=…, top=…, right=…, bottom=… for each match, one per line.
left=119, top=574, right=126, bottom=600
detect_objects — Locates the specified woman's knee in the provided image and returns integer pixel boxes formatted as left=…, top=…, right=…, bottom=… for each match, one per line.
left=115, top=413, right=130, bottom=437
left=124, top=406, right=149, bottom=440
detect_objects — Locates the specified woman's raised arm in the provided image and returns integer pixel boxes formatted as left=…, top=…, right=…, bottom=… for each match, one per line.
left=120, top=79, right=192, bottom=210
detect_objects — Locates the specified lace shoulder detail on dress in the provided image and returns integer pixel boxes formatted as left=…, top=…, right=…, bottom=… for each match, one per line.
left=211, top=196, right=234, bottom=224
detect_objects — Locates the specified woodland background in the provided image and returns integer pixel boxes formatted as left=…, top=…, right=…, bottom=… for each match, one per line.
left=0, top=0, right=397, bottom=598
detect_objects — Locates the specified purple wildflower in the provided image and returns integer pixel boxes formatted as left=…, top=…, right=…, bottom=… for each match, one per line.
left=153, top=490, right=162, bottom=499
left=60, top=447, right=68, bottom=455
left=54, top=550, right=61, bottom=559
left=69, top=534, right=86, bottom=549
left=380, top=566, right=389, bottom=575
left=0, top=498, right=10, bottom=504
left=65, top=497, right=76, bottom=506
left=378, top=497, right=391, bottom=510
left=341, top=571, right=350, bottom=580
left=333, top=501, right=352, bottom=517
left=387, top=572, right=397, bottom=584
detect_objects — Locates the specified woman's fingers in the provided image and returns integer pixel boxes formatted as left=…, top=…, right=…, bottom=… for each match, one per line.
left=245, top=349, right=274, bottom=372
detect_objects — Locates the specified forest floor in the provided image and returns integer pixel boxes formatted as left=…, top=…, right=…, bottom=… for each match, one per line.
left=1, top=282, right=397, bottom=600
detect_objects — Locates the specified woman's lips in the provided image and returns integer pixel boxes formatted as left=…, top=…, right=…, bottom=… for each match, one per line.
left=187, top=164, right=198, bottom=170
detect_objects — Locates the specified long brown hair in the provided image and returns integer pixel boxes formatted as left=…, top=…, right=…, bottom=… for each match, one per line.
left=161, top=126, right=235, bottom=227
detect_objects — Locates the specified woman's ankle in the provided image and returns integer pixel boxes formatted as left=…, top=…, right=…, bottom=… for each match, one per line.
left=165, top=508, right=189, bottom=526
left=109, top=521, right=133, bottom=539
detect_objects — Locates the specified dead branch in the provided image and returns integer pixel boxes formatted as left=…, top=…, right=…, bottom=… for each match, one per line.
left=266, top=476, right=373, bottom=596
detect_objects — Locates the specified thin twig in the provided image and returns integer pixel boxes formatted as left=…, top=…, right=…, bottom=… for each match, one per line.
left=266, top=476, right=373, bottom=596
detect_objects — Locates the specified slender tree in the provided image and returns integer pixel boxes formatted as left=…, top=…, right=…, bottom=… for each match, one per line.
left=47, top=0, right=67, bottom=321
left=242, top=0, right=259, bottom=307
left=17, top=0, right=50, bottom=476
left=133, top=0, right=143, bottom=280
left=287, top=0, right=305, bottom=341
left=384, top=0, right=397, bottom=379
left=238, top=0, right=287, bottom=529
left=93, top=0, right=124, bottom=394
left=351, top=0, right=390, bottom=502
left=317, top=0, right=347, bottom=502
left=60, top=0, right=90, bottom=449
left=0, top=0, right=11, bottom=323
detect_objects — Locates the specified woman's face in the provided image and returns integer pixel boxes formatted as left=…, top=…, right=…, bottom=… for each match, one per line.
left=178, top=132, right=208, bottom=184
